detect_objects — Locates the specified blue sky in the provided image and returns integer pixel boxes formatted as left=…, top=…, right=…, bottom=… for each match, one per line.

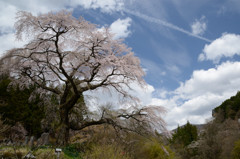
left=1, top=0, right=240, bottom=129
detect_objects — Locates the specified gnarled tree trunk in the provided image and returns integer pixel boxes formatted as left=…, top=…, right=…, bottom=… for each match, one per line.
left=56, top=93, right=81, bottom=145
left=56, top=108, right=70, bottom=145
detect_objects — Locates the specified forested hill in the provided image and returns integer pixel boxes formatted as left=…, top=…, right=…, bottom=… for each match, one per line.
left=213, top=91, right=240, bottom=120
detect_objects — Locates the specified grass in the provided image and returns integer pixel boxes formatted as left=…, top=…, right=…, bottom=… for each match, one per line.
left=0, top=146, right=29, bottom=159
left=0, top=145, right=83, bottom=159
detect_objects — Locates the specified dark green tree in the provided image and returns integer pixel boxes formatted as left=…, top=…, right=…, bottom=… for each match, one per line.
left=0, top=75, right=45, bottom=137
left=213, top=91, right=240, bottom=120
left=171, top=121, right=198, bottom=147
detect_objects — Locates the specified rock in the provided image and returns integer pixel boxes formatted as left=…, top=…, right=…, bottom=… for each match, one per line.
left=28, top=136, right=35, bottom=148
left=23, top=152, right=36, bottom=159
left=37, top=132, right=49, bottom=146
left=6, top=140, right=12, bottom=146
left=23, top=136, right=29, bottom=146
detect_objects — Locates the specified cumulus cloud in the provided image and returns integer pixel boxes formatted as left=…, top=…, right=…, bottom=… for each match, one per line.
left=89, top=61, right=240, bottom=130
left=191, top=16, right=207, bottom=36
left=199, top=33, right=240, bottom=63
left=162, top=61, right=240, bottom=129
left=109, top=18, right=132, bottom=39
left=176, top=61, right=240, bottom=98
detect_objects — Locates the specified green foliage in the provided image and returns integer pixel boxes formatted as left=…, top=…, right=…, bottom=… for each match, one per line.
left=124, top=135, right=177, bottom=159
left=83, top=143, right=132, bottom=159
left=214, top=91, right=240, bottom=121
left=139, top=139, right=175, bottom=159
left=231, top=139, right=240, bottom=159
left=0, top=131, right=178, bottom=159
left=63, top=144, right=81, bottom=158
left=171, top=121, right=198, bottom=147
left=0, top=75, right=45, bottom=137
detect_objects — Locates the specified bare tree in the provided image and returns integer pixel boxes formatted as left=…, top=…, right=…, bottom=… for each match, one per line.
left=0, top=11, right=166, bottom=145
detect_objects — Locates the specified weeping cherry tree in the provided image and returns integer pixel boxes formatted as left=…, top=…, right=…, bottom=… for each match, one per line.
left=0, top=10, right=166, bottom=145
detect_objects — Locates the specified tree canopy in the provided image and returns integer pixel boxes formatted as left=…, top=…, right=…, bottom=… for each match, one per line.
left=0, top=10, right=166, bottom=145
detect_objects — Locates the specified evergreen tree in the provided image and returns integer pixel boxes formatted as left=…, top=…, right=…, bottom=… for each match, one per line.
left=213, top=91, right=240, bottom=120
left=0, top=75, right=45, bottom=137
left=171, top=121, right=198, bottom=147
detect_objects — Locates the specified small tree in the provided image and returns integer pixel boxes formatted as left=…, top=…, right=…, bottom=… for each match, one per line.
left=171, top=121, right=198, bottom=147
left=0, top=11, right=166, bottom=145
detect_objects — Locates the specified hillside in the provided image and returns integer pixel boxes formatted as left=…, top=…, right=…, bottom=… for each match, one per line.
left=213, top=91, right=240, bottom=120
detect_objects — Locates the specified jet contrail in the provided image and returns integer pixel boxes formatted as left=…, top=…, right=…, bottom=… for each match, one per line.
left=123, top=9, right=212, bottom=43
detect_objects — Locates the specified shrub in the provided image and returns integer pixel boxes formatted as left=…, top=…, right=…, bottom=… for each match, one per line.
left=134, top=139, right=176, bottom=159
left=63, top=144, right=80, bottom=158
left=33, top=148, right=56, bottom=159
left=232, top=139, right=240, bottom=159
left=82, top=143, right=131, bottom=159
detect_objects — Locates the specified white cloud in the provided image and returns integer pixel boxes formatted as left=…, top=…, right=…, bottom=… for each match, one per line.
left=0, top=33, right=26, bottom=55
left=123, top=9, right=211, bottom=42
left=162, top=61, right=240, bottom=129
left=0, top=0, right=125, bottom=56
left=199, top=33, right=240, bottom=63
left=5, top=0, right=124, bottom=14
left=87, top=60, right=240, bottom=130
left=176, top=61, right=240, bottom=98
left=191, top=16, right=207, bottom=36
left=2, top=0, right=240, bottom=132
left=0, top=0, right=70, bottom=56
left=165, top=65, right=181, bottom=74
left=0, top=1, right=18, bottom=34
left=141, top=59, right=166, bottom=76
left=71, top=0, right=124, bottom=13
left=5, top=0, right=71, bottom=14
left=83, top=81, right=157, bottom=112
left=109, top=18, right=132, bottom=39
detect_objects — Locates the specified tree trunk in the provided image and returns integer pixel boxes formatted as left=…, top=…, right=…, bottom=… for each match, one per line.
left=56, top=93, right=82, bottom=145
left=56, top=108, right=70, bottom=145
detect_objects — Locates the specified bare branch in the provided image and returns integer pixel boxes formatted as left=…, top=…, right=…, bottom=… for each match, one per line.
left=0, top=10, right=164, bottom=145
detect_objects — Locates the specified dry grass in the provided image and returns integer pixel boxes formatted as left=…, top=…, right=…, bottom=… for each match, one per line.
left=82, top=143, right=132, bottom=159
left=0, top=146, right=28, bottom=158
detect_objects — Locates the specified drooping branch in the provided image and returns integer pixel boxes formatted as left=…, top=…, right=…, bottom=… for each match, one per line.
left=69, top=105, right=167, bottom=136
left=0, top=10, right=165, bottom=145
left=69, top=116, right=140, bottom=135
